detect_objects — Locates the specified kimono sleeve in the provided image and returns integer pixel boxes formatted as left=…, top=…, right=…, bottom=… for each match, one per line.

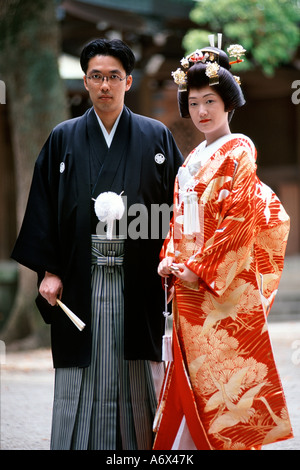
left=186, top=144, right=258, bottom=297
left=11, top=131, right=61, bottom=277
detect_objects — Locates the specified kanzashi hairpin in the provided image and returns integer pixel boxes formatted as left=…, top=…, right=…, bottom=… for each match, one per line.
left=172, top=34, right=246, bottom=87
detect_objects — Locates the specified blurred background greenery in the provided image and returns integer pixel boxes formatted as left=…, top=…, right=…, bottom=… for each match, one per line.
left=184, top=0, right=300, bottom=75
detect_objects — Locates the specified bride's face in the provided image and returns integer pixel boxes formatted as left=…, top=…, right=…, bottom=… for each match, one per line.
left=188, top=86, right=230, bottom=145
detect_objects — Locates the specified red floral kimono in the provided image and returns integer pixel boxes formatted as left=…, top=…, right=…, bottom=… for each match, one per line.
left=153, top=134, right=293, bottom=450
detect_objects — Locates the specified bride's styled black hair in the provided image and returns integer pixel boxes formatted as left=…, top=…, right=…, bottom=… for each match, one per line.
left=177, top=46, right=246, bottom=122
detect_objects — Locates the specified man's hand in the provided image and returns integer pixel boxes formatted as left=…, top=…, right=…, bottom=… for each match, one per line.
left=39, top=272, right=63, bottom=306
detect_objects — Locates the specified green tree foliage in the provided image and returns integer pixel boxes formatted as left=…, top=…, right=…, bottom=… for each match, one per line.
left=183, top=0, right=300, bottom=75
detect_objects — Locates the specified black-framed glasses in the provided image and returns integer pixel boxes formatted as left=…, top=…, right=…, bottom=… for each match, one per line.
left=85, top=73, right=127, bottom=86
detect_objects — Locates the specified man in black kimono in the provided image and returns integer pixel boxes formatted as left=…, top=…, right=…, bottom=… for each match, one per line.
left=11, top=39, right=183, bottom=449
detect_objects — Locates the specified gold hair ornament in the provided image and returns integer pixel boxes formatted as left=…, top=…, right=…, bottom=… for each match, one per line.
left=172, top=34, right=246, bottom=88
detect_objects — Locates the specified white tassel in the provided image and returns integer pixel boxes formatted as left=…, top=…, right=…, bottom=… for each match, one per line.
left=189, top=191, right=200, bottom=233
left=183, top=193, right=191, bottom=234
left=162, top=335, right=173, bottom=362
left=183, top=191, right=200, bottom=235
left=162, top=280, right=173, bottom=362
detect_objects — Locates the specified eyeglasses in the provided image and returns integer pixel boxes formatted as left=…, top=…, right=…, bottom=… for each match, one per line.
left=85, top=73, right=127, bottom=86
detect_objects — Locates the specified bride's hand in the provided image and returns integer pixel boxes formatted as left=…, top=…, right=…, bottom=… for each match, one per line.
left=157, top=257, right=174, bottom=277
left=170, top=263, right=199, bottom=282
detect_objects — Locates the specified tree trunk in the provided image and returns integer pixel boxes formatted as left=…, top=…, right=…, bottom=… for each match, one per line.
left=0, top=0, right=69, bottom=345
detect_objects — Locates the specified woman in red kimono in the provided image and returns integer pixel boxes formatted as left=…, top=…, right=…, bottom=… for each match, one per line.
left=154, top=37, right=293, bottom=450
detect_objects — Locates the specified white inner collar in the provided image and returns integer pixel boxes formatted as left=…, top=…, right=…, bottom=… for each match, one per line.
left=94, top=109, right=122, bottom=148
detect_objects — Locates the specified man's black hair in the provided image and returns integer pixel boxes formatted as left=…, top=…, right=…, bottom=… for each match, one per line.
left=80, top=38, right=135, bottom=75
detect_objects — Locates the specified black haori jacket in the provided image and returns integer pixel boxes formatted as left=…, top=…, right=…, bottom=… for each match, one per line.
left=11, top=106, right=183, bottom=368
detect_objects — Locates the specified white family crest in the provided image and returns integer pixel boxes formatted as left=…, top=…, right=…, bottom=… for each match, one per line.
left=154, top=153, right=165, bottom=164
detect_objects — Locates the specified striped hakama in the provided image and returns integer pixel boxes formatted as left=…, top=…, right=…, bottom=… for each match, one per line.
left=50, top=235, right=163, bottom=450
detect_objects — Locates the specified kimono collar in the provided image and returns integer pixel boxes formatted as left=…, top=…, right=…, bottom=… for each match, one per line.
left=178, top=133, right=254, bottom=194
left=93, top=108, right=122, bottom=148
left=186, top=133, right=254, bottom=179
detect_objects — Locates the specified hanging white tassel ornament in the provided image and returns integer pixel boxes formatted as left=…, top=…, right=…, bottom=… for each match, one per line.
left=183, top=191, right=200, bottom=235
left=162, top=279, right=173, bottom=362
left=162, top=334, right=173, bottom=362
left=93, top=191, right=125, bottom=239
left=183, top=192, right=191, bottom=234
left=189, top=191, right=200, bottom=233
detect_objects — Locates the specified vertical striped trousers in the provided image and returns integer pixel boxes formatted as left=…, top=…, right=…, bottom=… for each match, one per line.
left=50, top=236, right=164, bottom=450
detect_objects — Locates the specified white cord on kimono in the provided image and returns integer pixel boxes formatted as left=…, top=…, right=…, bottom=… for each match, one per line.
left=162, top=279, right=173, bottom=362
